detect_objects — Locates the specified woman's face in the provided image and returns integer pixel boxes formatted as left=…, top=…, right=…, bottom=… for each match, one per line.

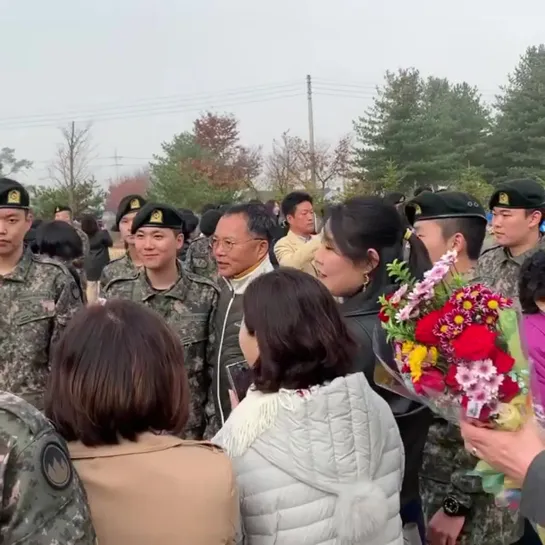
left=314, top=223, right=370, bottom=298
left=239, top=320, right=260, bottom=367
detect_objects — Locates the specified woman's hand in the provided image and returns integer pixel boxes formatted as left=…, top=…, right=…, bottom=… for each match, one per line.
left=460, top=417, right=545, bottom=484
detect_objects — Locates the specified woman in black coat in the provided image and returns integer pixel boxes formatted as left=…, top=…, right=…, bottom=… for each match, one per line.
left=314, top=196, right=433, bottom=543
left=81, top=214, right=112, bottom=302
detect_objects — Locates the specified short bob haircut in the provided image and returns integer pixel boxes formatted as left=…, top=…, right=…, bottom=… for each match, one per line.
left=243, top=268, right=356, bottom=393
left=519, top=250, right=545, bottom=314
left=45, top=300, right=190, bottom=446
left=36, top=220, right=83, bottom=261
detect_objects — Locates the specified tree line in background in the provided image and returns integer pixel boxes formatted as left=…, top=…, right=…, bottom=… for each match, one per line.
left=5, top=44, right=545, bottom=216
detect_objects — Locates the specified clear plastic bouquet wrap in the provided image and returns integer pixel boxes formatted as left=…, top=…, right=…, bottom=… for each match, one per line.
left=375, top=250, right=530, bottom=510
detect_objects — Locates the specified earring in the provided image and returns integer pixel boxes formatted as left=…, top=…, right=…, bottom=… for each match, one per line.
left=363, top=273, right=370, bottom=288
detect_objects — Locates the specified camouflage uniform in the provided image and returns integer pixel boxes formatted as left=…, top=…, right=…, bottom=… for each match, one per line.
left=103, top=264, right=219, bottom=439
left=0, top=249, right=84, bottom=408
left=100, top=253, right=139, bottom=292
left=74, top=225, right=90, bottom=258
left=420, top=269, right=523, bottom=545
left=0, top=391, right=96, bottom=544
left=184, top=236, right=218, bottom=283
left=477, top=237, right=545, bottom=303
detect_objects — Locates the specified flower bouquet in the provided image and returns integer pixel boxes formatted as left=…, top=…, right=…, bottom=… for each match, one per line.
left=376, top=250, right=530, bottom=509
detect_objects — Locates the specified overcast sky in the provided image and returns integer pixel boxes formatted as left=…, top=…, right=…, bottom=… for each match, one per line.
left=1, top=0, right=543, bottom=187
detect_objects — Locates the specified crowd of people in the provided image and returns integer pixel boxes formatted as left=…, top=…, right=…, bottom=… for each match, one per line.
left=1, top=174, right=545, bottom=544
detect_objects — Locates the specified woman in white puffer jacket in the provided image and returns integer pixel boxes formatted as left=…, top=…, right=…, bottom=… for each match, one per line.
left=214, top=268, right=405, bottom=545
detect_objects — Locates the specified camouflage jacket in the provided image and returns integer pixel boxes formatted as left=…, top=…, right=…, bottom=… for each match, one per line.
left=0, top=391, right=96, bottom=544
left=103, top=264, right=219, bottom=439
left=0, top=250, right=84, bottom=401
left=419, top=268, right=522, bottom=545
left=74, top=225, right=90, bottom=258
left=184, top=236, right=219, bottom=283
left=476, top=236, right=545, bottom=304
left=100, top=253, right=139, bottom=292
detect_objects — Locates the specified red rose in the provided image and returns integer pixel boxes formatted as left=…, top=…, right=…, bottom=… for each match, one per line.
left=378, top=308, right=389, bottom=323
left=414, top=368, right=445, bottom=395
left=461, top=396, right=492, bottom=423
left=498, top=376, right=520, bottom=402
left=415, top=310, right=443, bottom=346
left=445, top=365, right=460, bottom=391
left=452, top=325, right=497, bottom=361
left=491, top=347, right=515, bottom=374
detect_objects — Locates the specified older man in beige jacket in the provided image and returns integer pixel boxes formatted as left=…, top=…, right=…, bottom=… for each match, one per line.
left=274, top=191, right=320, bottom=276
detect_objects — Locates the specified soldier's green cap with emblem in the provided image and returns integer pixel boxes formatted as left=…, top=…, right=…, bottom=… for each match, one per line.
left=0, top=178, right=30, bottom=209
left=115, top=194, right=147, bottom=230
left=489, top=179, right=545, bottom=210
left=405, top=191, right=487, bottom=226
left=131, top=202, right=184, bottom=234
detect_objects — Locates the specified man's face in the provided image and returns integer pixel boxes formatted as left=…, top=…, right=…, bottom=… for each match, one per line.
left=287, top=201, right=315, bottom=236
left=134, top=227, right=183, bottom=270
left=0, top=208, right=31, bottom=257
left=414, top=220, right=450, bottom=264
left=54, top=210, right=71, bottom=223
left=119, top=212, right=138, bottom=244
left=492, top=207, right=541, bottom=248
left=212, top=213, right=268, bottom=278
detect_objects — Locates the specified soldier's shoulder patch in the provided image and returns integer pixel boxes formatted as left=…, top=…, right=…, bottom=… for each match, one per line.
left=41, top=442, right=73, bottom=491
left=183, top=269, right=220, bottom=293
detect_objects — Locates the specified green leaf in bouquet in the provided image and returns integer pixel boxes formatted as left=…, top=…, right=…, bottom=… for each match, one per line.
left=498, top=309, right=528, bottom=374
left=468, top=461, right=505, bottom=496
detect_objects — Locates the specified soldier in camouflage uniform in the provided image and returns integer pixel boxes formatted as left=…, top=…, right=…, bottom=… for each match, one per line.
left=103, top=202, right=219, bottom=440
left=100, top=194, right=146, bottom=292
left=0, top=179, right=84, bottom=409
left=407, top=191, right=523, bottom=545
left=477, top=179, right=545, bottom=304
left=0, top=391, right=96, bottom=544
left=184, top=208, right=222, bottom=282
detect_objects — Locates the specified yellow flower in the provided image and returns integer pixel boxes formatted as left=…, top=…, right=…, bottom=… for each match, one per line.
left=408, top=344, right=428, bottom=382
left=428, top=347, right=438, bottom=365
left=401, top=341, right=414, bottom=355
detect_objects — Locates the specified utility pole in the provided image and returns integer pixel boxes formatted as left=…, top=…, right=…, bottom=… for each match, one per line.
left=68, top=121, right=75, bottom=211
left=306, top=74, right=317, bottom=191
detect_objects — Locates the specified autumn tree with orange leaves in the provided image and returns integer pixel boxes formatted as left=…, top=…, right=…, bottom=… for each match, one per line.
left=149, top=112, right=262, bottom=210
left=104, top=170, right=150, bottom=212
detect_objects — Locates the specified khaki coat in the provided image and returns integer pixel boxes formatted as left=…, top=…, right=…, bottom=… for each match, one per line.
left=273, top=230, right=320, bottom=277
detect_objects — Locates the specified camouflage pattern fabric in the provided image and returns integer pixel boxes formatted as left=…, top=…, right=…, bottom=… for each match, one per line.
left=99, top=253, right=139, bottom=292
left=103, top=264, right=219, bottom=439
left=476, top=237, right=545, bottom=303
left=184, top=236, right=219, bottom=283
left=0, top=391, right=97, bottom=544
left=0, top=250, right=84, bottom=406
left=420, top=419, right=523, bottom=545
left=73, top=225, right=90, bottom=258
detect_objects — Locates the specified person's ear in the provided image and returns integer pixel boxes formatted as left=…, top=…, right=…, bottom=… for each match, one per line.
left=175, top=232, right=184, bottom=250
left=364, top=248, right=380, bottom=273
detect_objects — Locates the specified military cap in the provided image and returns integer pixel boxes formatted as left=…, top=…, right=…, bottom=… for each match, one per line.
left=405, top=191, right=487, bottom=226
left=115, top=194, right=147, bottom=229
left=131, top=202, right=184, bottom=234
left=489, top=179, right=545, bottom=210
left=54, top=205, right=71, bottom=214
left=0, top=178, right=29, bottom=209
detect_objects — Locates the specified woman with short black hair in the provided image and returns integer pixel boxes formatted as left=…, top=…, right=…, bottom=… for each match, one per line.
left=46, top=299, right=239, bottom=545
left=214, top=268, right=404, bottom=545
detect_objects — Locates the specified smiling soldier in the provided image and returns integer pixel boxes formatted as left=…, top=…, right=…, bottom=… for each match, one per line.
left=102, top=202, right=219, bottom=440
left=0, top=178, right=84, bottom=409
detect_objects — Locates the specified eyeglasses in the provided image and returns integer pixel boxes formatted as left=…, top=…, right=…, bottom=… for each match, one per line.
left=209, top=237, right=266, bottom=253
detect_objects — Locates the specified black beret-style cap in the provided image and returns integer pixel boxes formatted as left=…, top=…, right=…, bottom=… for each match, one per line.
left=130, top=203, right=184, bottom=234
left=0, top=178, right=30, bottom=209
left=489, top=179, right=545, bottom=210
left=199, top=209, right=222, bottom=237
left=405, top=191, right=487, bottom=226
left=54, top=205, right=71, bottom=214
left=115, top=194, right=147, bottom=229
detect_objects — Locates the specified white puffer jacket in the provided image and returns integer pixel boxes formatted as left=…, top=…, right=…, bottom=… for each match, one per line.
left=214, top=372, right=405, bottom=545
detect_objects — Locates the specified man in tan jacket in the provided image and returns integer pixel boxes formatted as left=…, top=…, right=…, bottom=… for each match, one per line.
left=274, top=191, right=320, bottom=276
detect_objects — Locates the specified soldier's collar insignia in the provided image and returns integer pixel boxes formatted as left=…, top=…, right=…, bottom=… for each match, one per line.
left=498, top=192, right=510, bottom=206
left=129, top=198, right=140, bottom=210
left=150, top=209, right=163, bottom=224
left=413, top=203, right=422, bottom=216
left=7, top=190, right=20, bottom=204
left=41, top=442, right=73, bottom=491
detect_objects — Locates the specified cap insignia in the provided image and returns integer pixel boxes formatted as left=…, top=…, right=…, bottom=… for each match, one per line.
left=150, top=209, right=163, bottom=224
left=129, top=198, right=140, bottom=210
left=7, top=190, right=20, bottom=204
left=498, top=192, right=510, bottom=206
left=413, top=203, right=422, bottom=216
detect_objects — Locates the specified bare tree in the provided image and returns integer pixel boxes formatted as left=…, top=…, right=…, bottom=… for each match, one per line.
left=48, top=122, right=95, bottom=211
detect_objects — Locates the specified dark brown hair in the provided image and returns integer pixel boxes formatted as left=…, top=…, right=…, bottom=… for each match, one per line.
left=45, top=300, right=189, bottom=446
left=243, top=268, right=355, bottom=392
